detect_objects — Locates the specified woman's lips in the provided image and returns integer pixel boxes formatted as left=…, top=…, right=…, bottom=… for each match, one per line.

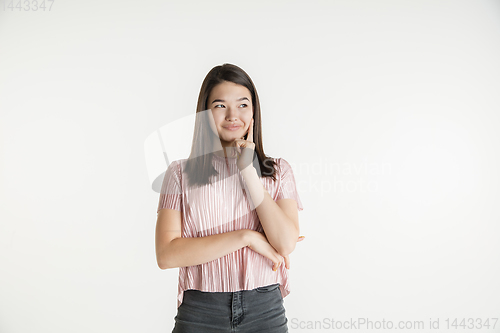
left=223, top=126, right=241, bottom=131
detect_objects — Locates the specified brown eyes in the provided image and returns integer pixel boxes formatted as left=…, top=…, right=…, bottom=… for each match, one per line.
left=214, top=104, right=248, bottom=108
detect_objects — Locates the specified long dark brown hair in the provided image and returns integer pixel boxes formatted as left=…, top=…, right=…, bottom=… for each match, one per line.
left=183, top=63, right=278, bottom=188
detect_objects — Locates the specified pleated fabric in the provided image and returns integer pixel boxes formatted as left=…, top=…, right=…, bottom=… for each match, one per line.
left=157, top=153, right=304, bottom=309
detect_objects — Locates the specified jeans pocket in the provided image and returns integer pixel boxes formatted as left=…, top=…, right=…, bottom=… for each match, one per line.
left=255, top=283, right=280, bottom=293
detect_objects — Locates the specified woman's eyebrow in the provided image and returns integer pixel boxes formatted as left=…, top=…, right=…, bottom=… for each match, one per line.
left=211, top=97, right=250, bottom=104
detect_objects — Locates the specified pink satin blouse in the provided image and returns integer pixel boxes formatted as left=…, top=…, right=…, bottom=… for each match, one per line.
left=157, top=153, right=304, bottom=308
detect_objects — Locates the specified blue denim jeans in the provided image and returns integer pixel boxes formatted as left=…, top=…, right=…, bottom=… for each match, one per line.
left=171, top=283, right=288, bottom=332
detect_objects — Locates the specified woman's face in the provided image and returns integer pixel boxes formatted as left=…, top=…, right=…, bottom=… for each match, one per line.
left=207, top=81, right=254, bottom=148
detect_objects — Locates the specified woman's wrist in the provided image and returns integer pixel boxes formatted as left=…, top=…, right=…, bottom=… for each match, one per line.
left=242, top=229, right=256, bottom=248
left=240, top=165, right=258, bottom=178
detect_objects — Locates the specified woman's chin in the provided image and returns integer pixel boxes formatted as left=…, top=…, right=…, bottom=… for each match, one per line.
left=219, top=136, right=237, bottom=144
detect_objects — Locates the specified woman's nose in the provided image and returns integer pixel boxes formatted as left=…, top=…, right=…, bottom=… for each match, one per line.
left=225, top=107, right=238, bottom=121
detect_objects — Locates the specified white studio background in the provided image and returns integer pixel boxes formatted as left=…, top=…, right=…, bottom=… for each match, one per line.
left=1, top=1, right=500, bottom=332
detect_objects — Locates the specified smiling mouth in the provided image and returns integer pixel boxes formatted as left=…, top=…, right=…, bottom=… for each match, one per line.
left=223, top=126, right=241, bottom=131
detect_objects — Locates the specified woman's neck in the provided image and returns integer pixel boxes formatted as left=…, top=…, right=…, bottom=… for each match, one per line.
left=212, top=145, right=238, bottom=158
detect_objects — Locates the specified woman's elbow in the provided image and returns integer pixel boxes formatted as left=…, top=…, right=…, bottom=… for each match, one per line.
left=157, top=256, right=168, bottom=270
left=278, top=241, right=297, bottom=257
left=157, top=250, right=175, bottom=270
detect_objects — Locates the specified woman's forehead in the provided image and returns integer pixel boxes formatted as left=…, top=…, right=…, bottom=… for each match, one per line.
left=210, top=81, right=251, bottom=99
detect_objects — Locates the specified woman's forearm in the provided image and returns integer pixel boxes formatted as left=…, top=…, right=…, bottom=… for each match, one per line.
left=159, top=229, right=250, bottom=269
left=240, top=165, right=299, bottom=256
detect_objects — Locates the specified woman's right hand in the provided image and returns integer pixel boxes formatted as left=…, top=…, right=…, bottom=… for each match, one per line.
left=246, top=230, right=305, bottom=271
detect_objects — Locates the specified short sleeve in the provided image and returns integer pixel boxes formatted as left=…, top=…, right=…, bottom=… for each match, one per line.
left=157, top=161, right=183, bottom=213
left=275, top=158, right=304, bottom=211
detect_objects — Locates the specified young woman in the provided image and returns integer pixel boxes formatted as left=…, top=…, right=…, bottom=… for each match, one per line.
left=156, top=63, right=304, bottom=332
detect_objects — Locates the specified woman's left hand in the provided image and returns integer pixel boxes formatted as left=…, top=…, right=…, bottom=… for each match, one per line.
left=234, top=118, right=256, bottom=172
